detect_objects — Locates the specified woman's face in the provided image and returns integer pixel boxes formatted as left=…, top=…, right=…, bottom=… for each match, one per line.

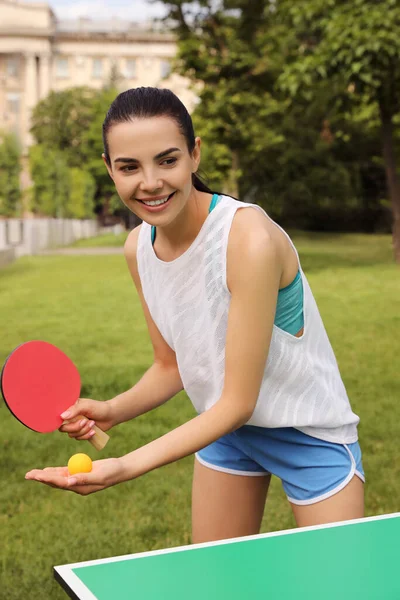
left=103, top=116, right=201, bottom=226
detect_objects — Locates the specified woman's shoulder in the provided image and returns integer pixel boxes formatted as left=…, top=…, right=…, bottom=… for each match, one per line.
left=226, top=206, right=282, bottom=269
left=229, top=201, right=286, bottom=248
left=225, top=200, right=298, bottom=278
left=124, top=224, right=143, bottom=260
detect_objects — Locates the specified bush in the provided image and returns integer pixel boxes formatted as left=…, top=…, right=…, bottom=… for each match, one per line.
left=29, top=145, right=69, bottom=217
left=0, top=131, right=22, bottom=217
left=67, top=168, right=96, bottom=219
left=29, top=145, right=95, bottom=219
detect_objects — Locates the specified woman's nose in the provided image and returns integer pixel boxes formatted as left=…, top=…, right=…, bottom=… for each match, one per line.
left=139, top=170, right=162, bottom=192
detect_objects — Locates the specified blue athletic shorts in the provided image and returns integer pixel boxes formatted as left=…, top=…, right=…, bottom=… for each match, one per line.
left=196, top=426, right=365, bottom=505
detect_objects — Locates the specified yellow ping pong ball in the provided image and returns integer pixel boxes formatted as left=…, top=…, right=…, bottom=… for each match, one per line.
left=68, top=453, right=92, bottom=475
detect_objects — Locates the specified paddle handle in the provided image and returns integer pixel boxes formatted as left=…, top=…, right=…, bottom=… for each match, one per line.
left=62, top=416, right=110, bottom=451
left=88, top=424, right=110, bottom=451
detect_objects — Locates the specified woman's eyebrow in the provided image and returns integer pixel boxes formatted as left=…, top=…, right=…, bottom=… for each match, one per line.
left=114, top=147, right=182, bottom=164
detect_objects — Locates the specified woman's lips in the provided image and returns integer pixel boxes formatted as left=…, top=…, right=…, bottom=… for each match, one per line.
left=136, top=192, right=175, bottom=213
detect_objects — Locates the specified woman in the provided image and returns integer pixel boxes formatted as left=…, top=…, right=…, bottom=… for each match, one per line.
left=26, top=87, right=364, bottom=542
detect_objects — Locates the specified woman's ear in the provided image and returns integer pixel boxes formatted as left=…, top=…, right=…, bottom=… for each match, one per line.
left=102, top=154, right=114, bottom=181
left=192, top=137, right=202, bottom=173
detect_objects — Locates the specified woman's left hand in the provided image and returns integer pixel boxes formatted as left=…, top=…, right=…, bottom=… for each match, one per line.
left=25, top=457, right=127, bottom=495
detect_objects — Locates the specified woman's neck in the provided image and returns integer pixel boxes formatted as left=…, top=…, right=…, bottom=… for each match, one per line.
left=154, top=190, right=213, bottom=260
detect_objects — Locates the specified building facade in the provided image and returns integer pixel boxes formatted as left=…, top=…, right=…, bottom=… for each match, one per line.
left=0, top=0, right=196, bottom=155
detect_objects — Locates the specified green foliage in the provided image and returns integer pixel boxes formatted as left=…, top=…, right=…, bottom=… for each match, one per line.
left=158, top=0, right=395, bottom=232
left=29, top=146, right=95, bottom=219
left=27, top=2, right=398, bottom=232
left=80, top=87, right=119, bottom=205
left=162, top=1, right=289, bottom=197
left=30, top=87, right=97, bottom=167
left=0, top=131, right=22, bottom=217
left=67, top=168, right=96, bottom=219
left=278, top=0, right=400, bottom=114
left=275, top=0, right=400, bottom=254
left=30, top=86, right=120, bottom=219
left=28, top=145, right=70, bottom=217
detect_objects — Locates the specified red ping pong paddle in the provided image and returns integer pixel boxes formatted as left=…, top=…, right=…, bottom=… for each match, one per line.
left=1, top=340, right=109, bottom=451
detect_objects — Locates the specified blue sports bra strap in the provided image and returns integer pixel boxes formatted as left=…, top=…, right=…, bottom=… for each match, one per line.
left=208, top=193, right=220, bottom=213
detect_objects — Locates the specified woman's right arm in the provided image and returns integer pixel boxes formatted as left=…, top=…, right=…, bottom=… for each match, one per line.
left=60, top=225, right=183, bottom=440
left=110, top=225, right=184, bottom=424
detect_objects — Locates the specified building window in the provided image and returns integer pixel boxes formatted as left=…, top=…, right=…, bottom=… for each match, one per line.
left=6, top=93, right=20, bottom=117
left=56, top=57, right=69, bottom=78
left=160, top=60, right=171, bottom=79
left=92, top=58, right=103, bottom=79
left=6, top=56, right=19, bottom=78
left=125, top=59, right=137, bottom=79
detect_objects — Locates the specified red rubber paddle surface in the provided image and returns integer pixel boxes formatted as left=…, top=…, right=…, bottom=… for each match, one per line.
left=1, top=341, right=81, bottom=433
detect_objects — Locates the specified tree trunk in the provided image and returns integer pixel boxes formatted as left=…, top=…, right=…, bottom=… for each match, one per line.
left=379, top=100, right=400, bottom=263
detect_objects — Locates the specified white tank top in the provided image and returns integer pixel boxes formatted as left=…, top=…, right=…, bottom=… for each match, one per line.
left=137, top=195, right=360, bottom=444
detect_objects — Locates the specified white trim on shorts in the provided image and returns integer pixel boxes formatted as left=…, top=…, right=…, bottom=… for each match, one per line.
left=287, top=444, right=365, bottom=506
left=195, top=453, right=268, bottom=477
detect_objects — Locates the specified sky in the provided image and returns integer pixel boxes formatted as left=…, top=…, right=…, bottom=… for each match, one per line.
left=24, top=0, right=168, bottom=22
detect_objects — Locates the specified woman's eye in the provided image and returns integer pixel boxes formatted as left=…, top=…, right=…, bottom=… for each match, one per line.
left=161, top=158, right=177, bottom=166
left=121, top=165, right=137, bottom=173
left=120, top=158, right=176, bottom=172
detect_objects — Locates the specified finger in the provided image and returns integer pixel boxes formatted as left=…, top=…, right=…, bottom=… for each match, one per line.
left=43, top=466, right=69, bottom=476
left=26, top=466, right=68, bottom=478
left=77, top=420, right=96, bottom=436
left=60, top=417, right=89, bottom=434
left=60, top=398, right=90, bottom=421
left=65, top=420, right=96, bottom=438
left=25, top=468, right=53, bottom=479
left=25, top=469, right=41, bottom=479
left=26, top=472, right=69, bottom=488
left=76, top=429, right=96, bottom=441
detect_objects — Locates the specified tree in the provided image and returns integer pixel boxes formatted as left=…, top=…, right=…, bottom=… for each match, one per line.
left=278, top=0, right=400, bottom=261
left=28, top=145, right=70, bottom=217
left=157, top=0, right=386, bottom=231
left=80, top=87, right=120, bottom=215
left=30, top=87, right=97, bottom=167
left=0, top=131, right=22, bottom=217
left=67, top=169, right=96, bottom=219
left=158, top=0, right=286, bottom=198
left=30, top=85, right=120, bottom=221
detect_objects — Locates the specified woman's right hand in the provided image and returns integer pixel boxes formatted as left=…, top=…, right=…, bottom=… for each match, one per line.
left=59, top=398, right=115, bottom=441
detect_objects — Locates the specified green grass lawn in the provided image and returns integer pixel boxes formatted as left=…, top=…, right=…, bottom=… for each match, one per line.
left=70, top=231, right=128, bottom=248
left=0, top=232, right=399, bottom=599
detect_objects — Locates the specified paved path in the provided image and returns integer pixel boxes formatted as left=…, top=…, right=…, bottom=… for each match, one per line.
left=39, top=247, right=124, bottom=255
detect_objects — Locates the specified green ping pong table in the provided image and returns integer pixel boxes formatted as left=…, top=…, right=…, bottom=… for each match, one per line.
left=54, top=513, right=400, bottom=600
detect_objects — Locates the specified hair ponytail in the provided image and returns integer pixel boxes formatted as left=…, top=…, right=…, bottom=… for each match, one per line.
left=192, top=172, right=214, bottom=194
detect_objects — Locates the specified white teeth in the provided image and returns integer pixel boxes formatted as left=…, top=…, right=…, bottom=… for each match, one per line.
left=141, top=194, right=172, bottom=207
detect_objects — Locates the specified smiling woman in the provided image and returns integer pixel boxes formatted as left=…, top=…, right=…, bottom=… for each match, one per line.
left=26, top=87, right=364, bottom=542
left=101, top=88, right=215, bottom=235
